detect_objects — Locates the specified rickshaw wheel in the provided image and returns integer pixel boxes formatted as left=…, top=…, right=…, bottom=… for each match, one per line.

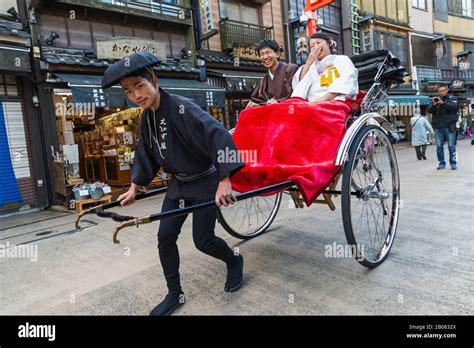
left=217, top=192, right=282, bottom=240
left=341, top=125, right=400, bottom=268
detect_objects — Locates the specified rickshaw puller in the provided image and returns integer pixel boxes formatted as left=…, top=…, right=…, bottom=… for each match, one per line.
left=102, top=51, right=245, bottom=316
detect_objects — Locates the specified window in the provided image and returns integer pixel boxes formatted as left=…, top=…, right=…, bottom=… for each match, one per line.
left=291, top=24, right=308, bottom=65
left=411, top=35, right=435, bottom=66
left=375, top=31, right=409, bottom=70
left=289, top=0, right=344, bottom=63
left=462, top=0, right=473, bottom=17
left=289, top=0, right=307, bottom=20
left=38, top=14, right=69, bottom=48
left=448, top=0, right=474, bottom=17
left=220, top=0, right=260, bottom=25
left=411, top=0, right=427, bottom=10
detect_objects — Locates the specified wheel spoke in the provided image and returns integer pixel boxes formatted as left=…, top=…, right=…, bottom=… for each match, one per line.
left=343, top=126, right=400, bottom=266
left=219, top=191, right=282, bottom=239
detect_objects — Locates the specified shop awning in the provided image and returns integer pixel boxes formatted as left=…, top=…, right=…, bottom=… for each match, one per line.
left=0, top=45, right=31, bottom=73
left=55, top=74, right=225, bottom=109
left=207, top=69, right=264, bottom=93
left=384, top=95, right=431, bottom=105
left=158, top=79, right=226, bottom=107
left=54, top=73, right=128, bottom=108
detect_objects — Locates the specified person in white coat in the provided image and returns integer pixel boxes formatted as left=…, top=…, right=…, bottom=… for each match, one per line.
left=291, top=32, right=358, bottom=102
left=411, top=107, right=434, bottom=160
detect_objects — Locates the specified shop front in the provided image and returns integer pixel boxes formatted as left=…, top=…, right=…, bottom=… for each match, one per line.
left=382, top=95, right=431, bottom=142
left=206, top=69, right=263, bottom=128
left=41, top=53, right=225, bottom=208
left=0, top=17, right=46, bottom=215
left=197, top=50, right=265, bottom=129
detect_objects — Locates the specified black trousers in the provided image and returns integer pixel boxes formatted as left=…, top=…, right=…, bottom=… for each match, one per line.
left=157, top=197, right=235, bottom=293
left=414, top=145, right=427, bottom=160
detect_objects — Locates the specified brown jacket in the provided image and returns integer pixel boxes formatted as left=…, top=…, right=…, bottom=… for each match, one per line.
left=251, top=62, right=299, bottom=105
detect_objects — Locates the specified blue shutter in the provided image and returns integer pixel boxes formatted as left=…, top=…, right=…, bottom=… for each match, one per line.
left=0, top=100, right=22, bottom=207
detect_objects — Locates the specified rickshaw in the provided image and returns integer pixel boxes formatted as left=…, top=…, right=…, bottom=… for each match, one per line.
left=76, top=49, right=406, bottom=269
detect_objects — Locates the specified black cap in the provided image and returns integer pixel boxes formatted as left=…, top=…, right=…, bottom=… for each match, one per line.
left=101, top=51, right=161, bottom=89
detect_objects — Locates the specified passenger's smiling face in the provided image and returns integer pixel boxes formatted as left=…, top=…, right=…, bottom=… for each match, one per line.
left=309, top=38, right=331, bottom=60
left=258, top=47, right=279, bottom=70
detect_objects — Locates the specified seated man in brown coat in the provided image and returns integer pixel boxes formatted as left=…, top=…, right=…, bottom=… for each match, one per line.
left=246, top=39, right=299, bottom=108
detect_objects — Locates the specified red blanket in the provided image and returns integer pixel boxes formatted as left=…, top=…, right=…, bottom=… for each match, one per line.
left=230, top=97, right=351, bottom=206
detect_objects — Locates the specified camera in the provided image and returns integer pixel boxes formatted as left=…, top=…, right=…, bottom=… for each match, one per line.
left=433, top=97, right=441, bottom=103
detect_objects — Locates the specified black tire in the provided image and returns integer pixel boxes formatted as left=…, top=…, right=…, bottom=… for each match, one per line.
left=217, top=192, right=282, bottom=240
left=341, top=125, right=400, bottom=268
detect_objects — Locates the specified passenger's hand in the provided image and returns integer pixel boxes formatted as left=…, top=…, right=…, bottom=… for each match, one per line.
left=215, top=176, right=237, bottom=207
left=266, top=98, right=278, bottom=105
left=306, top=46, right=322, bottom=66
left=246, top=101, right=259, bottom=108
left=117, top=184, right=138, bottom=207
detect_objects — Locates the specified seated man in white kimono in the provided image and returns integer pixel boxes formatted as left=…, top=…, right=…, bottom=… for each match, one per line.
left=291, top=32, right=358, bottom=102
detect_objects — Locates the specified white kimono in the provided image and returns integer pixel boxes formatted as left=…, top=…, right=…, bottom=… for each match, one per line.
left=291, top=55, right=359, bottom=102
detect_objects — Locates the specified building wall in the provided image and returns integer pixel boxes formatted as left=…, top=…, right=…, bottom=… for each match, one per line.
left=206, top=0, right=285, bottom=52
left=451, top=39, right=466, bottom=66
left=37, top=13, right=188, bottom=58
left=357, top=0, right=408, bottom=24
left=408, top=0, right=434, bottom=34
left=434, top=16, right=474, bottom=39
left=207, top=0, right=222, bottom=51
left=0, top=0, right=16, bottom=14
left=262, top=1, right=284, bottom=49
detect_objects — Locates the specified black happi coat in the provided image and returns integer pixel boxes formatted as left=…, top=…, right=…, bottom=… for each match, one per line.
left=132, top=89, right=245, bottom=200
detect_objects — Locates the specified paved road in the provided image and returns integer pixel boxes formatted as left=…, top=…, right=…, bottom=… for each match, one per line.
left=0, top=140, right=472, bottom=315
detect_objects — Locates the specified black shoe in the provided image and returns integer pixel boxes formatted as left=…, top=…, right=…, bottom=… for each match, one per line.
left=225, top=255, right=244, bottom=292
left=149, top=291, right=185, bottom=316
left=422, top=155, right=427, bottom=160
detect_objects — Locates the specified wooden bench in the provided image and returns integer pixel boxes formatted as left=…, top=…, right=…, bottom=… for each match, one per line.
left=75, top=195, right=112, bottom=214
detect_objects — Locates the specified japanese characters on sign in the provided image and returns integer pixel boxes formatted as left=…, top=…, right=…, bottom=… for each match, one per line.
left=97, top=38, right=167, bottom=60
left=92, top=88, right=106, bottom=108
left=233, top=43, right=260, bottom=61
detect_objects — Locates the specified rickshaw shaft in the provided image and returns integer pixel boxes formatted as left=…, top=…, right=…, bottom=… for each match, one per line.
left=147, top=180, right=295, bottom=223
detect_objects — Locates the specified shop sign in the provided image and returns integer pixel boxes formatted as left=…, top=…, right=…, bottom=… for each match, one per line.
left=97, top=38, right=167, bottom=60
left=425, top=82, right=440, bottom=92
left=360, top=22, right=374, bottom=52
left=206, top=91, right=214, bottom=107
left=92, top=88, right=107, bottom=109
left=200, top=0, right=215, bottom=36
left=233, top=43, right=260, bottom=61
left=459, top=61, right=471, bottom=70
left=450, top=79, right=465, bottom=89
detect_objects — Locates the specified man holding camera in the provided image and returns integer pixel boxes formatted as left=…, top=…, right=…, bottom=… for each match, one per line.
left=427, top=85, right=459, bottom=170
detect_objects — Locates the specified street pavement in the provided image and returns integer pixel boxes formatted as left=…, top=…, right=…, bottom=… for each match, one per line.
left=0, top=140, right=472, bottom=315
